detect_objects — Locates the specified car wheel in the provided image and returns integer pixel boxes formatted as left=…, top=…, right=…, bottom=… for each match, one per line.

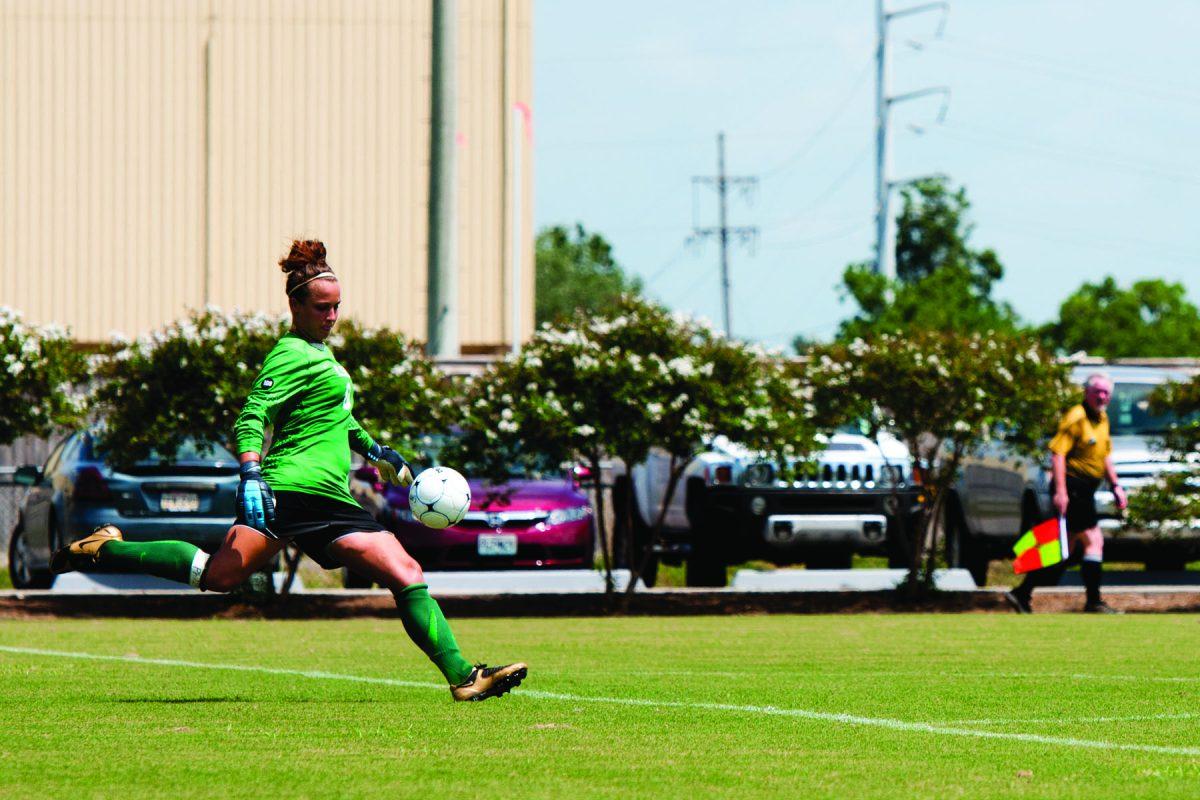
left=8, top=525, right=52, bottom=589
left=341, top=568, right=375, bottom=589
left=885, top=518, right=911, bottom=569
left=612, top=475, right=658, bottom=588
left=947, top=496, right=989, bottom=587
left=683, top=477, right=726, bottom=587
left=685, top=522, right=726, bottom=587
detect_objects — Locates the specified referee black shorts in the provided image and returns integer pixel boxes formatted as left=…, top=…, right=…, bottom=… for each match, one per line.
left=259, top=490, right=390, bottom=569
left=1051, top=474, right=1101, bottom=535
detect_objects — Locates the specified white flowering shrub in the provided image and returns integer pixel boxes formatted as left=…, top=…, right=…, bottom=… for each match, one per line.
left=324, top=319, right=455, bottom=462
left=0, top=307, right=88, bottom=444
left=91, top=308, right=289, bottom=466
left=807, top=329, right=1070, bottom=588
left=1124, top=378, right=1200, bottom=535
left=450, top=296, right=820, bottom=589
left=93, top=310, right=456, bottom=468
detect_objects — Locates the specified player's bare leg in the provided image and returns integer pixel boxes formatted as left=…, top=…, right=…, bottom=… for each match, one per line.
left=51, top=523, right=283, bottom=593
left=331, top=531, right=527, bottom=701
left=199, top=525, right=287, bottom=592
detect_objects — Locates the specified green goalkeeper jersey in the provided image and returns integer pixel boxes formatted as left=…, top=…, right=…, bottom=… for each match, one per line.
left=234, top=332, right=375, bottom=506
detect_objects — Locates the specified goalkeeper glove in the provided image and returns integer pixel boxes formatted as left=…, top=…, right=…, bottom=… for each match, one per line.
left=237, top=461, right=275, bottom=531
left=367, top=444, right=414, bottom=487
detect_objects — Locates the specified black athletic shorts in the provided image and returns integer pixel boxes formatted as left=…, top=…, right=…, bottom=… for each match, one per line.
left=1052, top=474, right=1101, bottom=534
left=264, top=490, right=389, bottom=569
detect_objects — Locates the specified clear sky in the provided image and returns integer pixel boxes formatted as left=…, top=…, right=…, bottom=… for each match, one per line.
left=532, top=1, right=1200, bottom=348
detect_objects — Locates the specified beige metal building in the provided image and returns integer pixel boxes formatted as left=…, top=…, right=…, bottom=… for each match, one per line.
left=0, top=0, right=533, bottom=351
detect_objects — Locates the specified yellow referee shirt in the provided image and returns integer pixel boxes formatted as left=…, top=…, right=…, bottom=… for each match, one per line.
left=1048, top=404, right=1111, bottom=480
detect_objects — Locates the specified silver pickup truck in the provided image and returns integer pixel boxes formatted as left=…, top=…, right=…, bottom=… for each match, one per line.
left=948, top=363, right=1200, bottom=583
left=619, top=432, right=919, bottom=586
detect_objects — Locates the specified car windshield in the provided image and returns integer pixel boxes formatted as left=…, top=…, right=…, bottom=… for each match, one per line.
left=1108, top=382, right=1186, bottom=437
left=423, top=433, right=562, bottom=481
left=836, top=420, right=873, bottom=436
left=90, top=436, right=236, bottom=464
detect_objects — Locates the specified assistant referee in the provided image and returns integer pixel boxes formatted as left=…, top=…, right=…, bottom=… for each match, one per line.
left=1010, top=373, right=1127, bottom=613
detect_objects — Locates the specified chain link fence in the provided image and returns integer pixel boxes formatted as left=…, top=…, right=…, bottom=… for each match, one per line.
left=0, top=436, right=53, bottom=567
left=0, top=469, right=29, bottom=567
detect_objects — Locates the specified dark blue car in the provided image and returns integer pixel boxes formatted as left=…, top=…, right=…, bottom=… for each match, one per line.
left=8, top=431, right=239, bottom=588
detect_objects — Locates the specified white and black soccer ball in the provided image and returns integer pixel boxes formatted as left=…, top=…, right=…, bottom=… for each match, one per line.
left=408, top=466, right=472, bottom=530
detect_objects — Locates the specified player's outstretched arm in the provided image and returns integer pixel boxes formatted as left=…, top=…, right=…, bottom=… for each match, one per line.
left=348, top=416, right=414, bottom=487
left=367, top=444, right=414, bottom=487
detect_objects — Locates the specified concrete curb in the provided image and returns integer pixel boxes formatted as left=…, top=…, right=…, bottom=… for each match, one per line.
left=3, top=587, right=1199, bottom=618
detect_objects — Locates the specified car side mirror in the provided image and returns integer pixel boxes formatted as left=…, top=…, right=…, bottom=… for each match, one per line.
left=13, top=465, right=43, bottom=486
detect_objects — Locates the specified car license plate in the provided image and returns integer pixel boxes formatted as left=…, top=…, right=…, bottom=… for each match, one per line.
left=160, top=492, right=200, bottom=513
left=477, top=533, right=518, bottom=557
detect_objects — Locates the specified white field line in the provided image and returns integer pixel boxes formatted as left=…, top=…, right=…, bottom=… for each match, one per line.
left=800, top=669, right=1200, bottom=684
left=2, top=645, right=1198, bottom=758
left=942, top=712, right=1200, bottom=727
left=586, top=668, right=1200, bottom=683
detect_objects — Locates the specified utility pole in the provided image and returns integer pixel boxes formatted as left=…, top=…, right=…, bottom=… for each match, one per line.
left=692, top=132, right=757, bottom=337
left=875, top=0, right=950, bottom=280
left=427, top=0, right=459, bottom=356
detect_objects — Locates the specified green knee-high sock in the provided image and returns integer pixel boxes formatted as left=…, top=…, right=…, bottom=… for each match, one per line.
left=98, top=540, right=209, bottom=588
left=396, top=583, right=474, bottom=684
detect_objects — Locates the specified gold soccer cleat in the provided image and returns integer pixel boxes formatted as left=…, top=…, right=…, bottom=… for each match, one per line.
left=49, top=524, right=124, bottom=574
left=450, top=662, right=528, bottom=702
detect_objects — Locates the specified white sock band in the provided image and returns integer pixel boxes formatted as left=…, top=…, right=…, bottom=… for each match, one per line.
left=189, top=551, right=210, bottom=588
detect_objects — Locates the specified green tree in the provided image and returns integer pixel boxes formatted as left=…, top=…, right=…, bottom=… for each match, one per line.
left=451, top=297, right=819, bottom=592
left=91, top=309, right=288, bottom=467
left=837, top=178, right=1021, bottom=340
left=1040, top=277, right=1200, bottom=358
left=92, top=310, right=453, bottom=468
left=326, top=320, right=456, bottom=463
left=1124, top=377, right=1200, bottom=534
left=807, top=329, right=1070, bottom=593
left=0, top=308, right=88, bottom=445
left=535, top=224, right=643, bottom=326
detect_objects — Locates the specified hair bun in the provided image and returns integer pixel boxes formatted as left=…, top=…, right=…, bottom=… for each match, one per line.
left=279, top=239, right=328, bottom=273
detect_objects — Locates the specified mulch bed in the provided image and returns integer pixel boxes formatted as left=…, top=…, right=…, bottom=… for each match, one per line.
left=1, top=587, right=1198, bottom=618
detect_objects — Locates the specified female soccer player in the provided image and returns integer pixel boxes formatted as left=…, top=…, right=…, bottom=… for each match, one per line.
left=52, top=239, right=527, bottom=702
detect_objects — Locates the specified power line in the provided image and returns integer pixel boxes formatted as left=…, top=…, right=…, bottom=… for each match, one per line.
left=938, top=123, right=1200, bottom=188
left=536, top=39, right=869, bottom=66
left=758, top=59, right=875, bottom=181
left=981, top=211, right=1197, bottom=260
left=983, top=221, right=1199, bottom=268
left=930, top=35, right=1200, bottom=107
left=642, top=244, right=692, bottom=288
left=537, top=127, right=879, bottom=151
left=762, top=142, right=873, bottom=231
left=762, top=218, right=874, bottom=251
left=690, top=132, right=758, bottom=336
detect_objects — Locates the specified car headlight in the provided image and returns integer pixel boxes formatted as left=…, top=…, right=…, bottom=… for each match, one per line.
left=546, top=506, right=591, bottom=526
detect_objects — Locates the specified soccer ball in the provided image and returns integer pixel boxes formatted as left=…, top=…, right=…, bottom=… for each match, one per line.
left=408, top=466, right=472, bottom=529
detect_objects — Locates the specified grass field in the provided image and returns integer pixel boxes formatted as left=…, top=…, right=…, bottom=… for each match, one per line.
left=2, top=614, right=1200, bottom=799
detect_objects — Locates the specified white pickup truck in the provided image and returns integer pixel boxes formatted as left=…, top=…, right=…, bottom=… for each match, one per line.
left=949, top=362, right=1200, bottom=583
left=617, top=432, right=920, bottom=586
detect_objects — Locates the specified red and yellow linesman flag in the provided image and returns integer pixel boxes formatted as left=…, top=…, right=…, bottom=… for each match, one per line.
left=1012, top=517, right=1070, bottom=574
